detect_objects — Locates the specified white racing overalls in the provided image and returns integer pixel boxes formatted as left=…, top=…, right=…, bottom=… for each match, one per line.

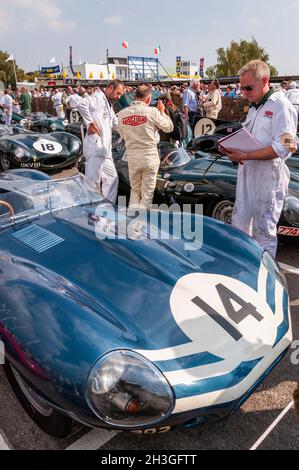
left=118, top=101, right=173, bottom=210
left=286, top=87, right=299, bottom=115
left=0, top=94, right=13, bottom=126
left=79, top=91, right=119, bottom=203
left=232, top=91, right=298, bottom=256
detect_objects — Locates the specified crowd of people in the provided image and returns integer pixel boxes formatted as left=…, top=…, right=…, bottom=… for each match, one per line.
left=0, top=79, right=240, bottom=124
left=72, top=62, right=298, bottom=260
left=0, top=64, right=299, bottom=416
left=1, top=76, right=299, bottom=126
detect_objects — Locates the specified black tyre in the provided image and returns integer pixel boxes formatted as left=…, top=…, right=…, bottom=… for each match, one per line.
left=191, top=135, right=220, bottom=153
left=0, top=154, right=12, bottom=172
left=40, top=127, right=49, bottom=134
left=208, top=199, right=234, bottom=224
left=4, top=361, right=74, bottom=438
left=77, top=155, right=85, bottom=174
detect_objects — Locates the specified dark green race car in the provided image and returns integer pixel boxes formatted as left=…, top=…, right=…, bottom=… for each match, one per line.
left=0, top=110, right=69, bottom=133
left=0, top=124, right=82, bottom=172
left=114, top=144, right=299, bottom=239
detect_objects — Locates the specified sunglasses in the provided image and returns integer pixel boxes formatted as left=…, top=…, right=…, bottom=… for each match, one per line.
left=240, top=85, right=255, bottom=92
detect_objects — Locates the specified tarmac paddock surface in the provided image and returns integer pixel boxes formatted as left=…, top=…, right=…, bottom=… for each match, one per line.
left=0, top=179, right=298, bottom=449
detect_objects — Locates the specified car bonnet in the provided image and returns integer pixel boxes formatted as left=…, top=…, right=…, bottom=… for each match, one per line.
left=1, top=208, right=291, bottom=412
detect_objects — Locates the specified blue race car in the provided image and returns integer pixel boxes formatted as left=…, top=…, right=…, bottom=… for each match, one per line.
left=0, top=169, right=292, bottom=437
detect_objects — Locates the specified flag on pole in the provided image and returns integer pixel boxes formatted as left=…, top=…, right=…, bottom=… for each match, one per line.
left=154, top=46, right=161, bottom=55
left=5, top=54, right=14, bottom=62
left=49, top=57, right=56, bottom=64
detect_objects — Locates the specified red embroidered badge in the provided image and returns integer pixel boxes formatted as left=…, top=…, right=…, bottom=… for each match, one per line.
left=123, top=115, right=148, bottom=126
left=264, top=111, right=273, bottom=118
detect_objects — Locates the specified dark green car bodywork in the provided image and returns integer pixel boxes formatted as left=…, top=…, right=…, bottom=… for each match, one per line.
left=114, top=147, right=299, bottom=237
left=0, top=125, right=82, bottom=172
left=10, top=112, right=68, bottom=133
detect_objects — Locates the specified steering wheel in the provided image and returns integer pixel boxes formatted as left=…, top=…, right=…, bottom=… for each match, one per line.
left=0, top=200, right=15, bottom=217
left=161, top=149, right=177, bottom=168
left=161, top=155, right=170, bottom=168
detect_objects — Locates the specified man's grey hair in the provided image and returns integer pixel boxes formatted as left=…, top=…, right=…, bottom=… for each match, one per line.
left=190, top=78, right=200, bottom=87
left=239, top=60, right=270, bottom=80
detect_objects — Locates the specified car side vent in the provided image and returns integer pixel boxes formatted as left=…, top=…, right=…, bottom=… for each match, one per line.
left=12, top=224, right=64, bottom=253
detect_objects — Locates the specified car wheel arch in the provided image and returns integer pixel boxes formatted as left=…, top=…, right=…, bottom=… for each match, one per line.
left=3, top=360, right=74, bottom=438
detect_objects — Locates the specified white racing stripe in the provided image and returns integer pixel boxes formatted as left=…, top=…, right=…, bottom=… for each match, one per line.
left=172, top=333, right=292, bottom=414
left=250, top=401, right=294, bottom=450
left=135, top=262, right=271, bottom=365
left=164, top=279, right=287, bottom=389
left=134, top=340, right=206, bottom=362
left=257, top=262, right=268, bottom=303
left=274, top=281, right=285, bottom=327
left=65, top=429, right=117, bottom=451
left=0, top=432, right=10, bottom=450
left=279, top=263, right=299, bottom=276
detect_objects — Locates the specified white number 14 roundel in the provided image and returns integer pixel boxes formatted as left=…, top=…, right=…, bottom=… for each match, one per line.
left=33, top=139, right=63, bottom=154
left=170, top=273, right=278, bottom=363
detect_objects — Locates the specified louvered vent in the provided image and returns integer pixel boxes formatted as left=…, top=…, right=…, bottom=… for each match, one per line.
left=12, top=224, right=64, bottom=253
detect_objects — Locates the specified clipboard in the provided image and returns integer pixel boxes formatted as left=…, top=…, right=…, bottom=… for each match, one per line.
left=218, top=127, right=263, bottom=152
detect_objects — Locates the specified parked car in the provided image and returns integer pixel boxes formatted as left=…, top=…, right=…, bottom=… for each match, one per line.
left=0, top=124, right=82, bottom=172
left=2, top=111, right=69, bottom=133
left=189, top=124, right=299, bottom=174
left=114, top=145, right=299, bottom=239
left=0, top=169, right=292, bottom=437
left=65, top=121, right=86, bottom=141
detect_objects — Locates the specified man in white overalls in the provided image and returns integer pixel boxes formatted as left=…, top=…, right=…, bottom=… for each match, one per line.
left=79, top=80, right=124, bottom=203
left=224, top=60, right=298, bottom=257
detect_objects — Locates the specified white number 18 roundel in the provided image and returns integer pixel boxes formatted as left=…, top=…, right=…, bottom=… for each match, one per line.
left=33, top=139, right=63, bottom=154
left=170, top=273, right=277, bottom=363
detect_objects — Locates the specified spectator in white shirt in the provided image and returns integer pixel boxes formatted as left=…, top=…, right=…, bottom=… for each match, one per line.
left=0, top=89, right=13, bottom=126
left=286, top=81, right=299, bottom=115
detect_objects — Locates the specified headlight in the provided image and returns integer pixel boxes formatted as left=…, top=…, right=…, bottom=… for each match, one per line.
left=262, top=250, right=288, bottom=291
left=13, top=148, right=25, bottom=159
left=50, top=123, right=58, bottom=131
left=71, top=140, right=81, bottom=152
left=62, top=119, right=69, bottom=126
left=86, top=350, right=174, bottom=428
left=283, top=196, right=299, bottom=226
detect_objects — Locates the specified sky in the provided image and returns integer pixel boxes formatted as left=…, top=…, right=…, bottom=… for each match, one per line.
left=0, top=0, right=298, bottom=75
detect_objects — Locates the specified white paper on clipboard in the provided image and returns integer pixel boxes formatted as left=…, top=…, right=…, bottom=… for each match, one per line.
left=218, top=127, right=263, bottom=152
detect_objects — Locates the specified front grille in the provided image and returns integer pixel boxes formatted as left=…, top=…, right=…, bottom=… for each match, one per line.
left=12, top=224, right=64, bottom=253
left=42, top=156, right=68, bottom=167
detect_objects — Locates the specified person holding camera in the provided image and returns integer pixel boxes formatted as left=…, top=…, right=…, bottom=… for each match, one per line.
left=118, top=84, right=173, bottom=211
left=158, top=92, right=188, bottom=145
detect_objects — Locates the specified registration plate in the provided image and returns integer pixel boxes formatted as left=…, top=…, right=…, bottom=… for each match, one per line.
left=278, top=226, right=299, bottom=236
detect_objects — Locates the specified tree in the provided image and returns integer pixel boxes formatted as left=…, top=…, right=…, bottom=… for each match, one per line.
left=205, top=66, right=218, bottom=79
left=24, top=71, right=40, bottom=83
left=0, top=50, right=27, bottom=88
left=209, top=38, right=278, bottom=78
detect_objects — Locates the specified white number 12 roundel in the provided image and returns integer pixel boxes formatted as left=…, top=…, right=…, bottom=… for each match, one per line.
left=33, top=139, right=63, bottom=154
left=170, top=273, right=277, bottom=363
